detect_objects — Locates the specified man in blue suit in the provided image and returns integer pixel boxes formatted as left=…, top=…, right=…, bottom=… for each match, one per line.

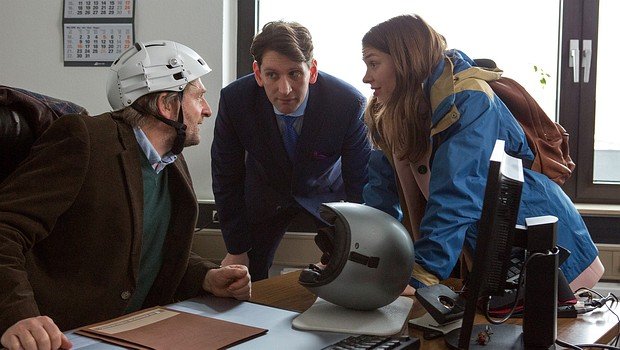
left=212, top=21, right=370, bottom=281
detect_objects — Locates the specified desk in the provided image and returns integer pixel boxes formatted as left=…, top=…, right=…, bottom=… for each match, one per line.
left=251, top=270, right=620, bottom=349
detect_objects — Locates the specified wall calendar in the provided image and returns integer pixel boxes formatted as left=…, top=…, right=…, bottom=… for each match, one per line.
left=63, top=0, right=135, bottom=66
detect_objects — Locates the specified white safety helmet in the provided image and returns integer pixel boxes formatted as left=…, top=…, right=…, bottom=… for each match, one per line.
left=299, top=202, right=415, bottom=310
left=107, top=40, right=211, bottom=110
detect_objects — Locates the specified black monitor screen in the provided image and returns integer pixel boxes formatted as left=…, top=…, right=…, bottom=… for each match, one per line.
left=473, top=140, right=524, bottom=297
left=451, top=139, right=524, bottom=349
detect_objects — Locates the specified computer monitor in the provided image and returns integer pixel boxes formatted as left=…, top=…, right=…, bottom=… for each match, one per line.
left=444, top=140, right=559, bottom=349
left=466, top=140, right=524, bottom=298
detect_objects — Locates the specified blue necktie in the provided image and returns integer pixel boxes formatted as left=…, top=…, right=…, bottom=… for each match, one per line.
left=280, top=114, right=299, bottom=160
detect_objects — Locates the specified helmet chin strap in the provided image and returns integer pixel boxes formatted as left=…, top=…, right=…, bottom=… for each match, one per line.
left=152, top=107, right=186, bottom=155
left=132, top=93, right=187, bottom=155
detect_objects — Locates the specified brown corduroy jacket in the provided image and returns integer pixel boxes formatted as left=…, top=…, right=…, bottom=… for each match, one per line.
left=0, top=112, right=216, bottom=333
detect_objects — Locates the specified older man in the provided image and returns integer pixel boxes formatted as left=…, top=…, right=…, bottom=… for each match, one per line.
left=0, top=40, right=250, bottom=350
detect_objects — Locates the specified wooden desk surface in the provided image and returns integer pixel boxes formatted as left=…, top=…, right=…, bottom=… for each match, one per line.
left=250, top=271, right=620, bottom=349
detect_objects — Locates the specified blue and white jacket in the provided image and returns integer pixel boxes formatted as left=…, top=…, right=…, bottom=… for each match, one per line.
left=367, top=50, right=599, bottom=288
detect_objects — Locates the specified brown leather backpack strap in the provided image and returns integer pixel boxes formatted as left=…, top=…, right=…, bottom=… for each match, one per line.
left=486, top=77, right=574, bottom=185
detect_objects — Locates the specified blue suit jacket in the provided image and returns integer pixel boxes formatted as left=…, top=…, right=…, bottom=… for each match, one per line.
left=211, top=72, right=370, bottom=254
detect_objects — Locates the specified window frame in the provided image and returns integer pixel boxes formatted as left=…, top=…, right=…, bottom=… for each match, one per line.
left=236, top=1, right=256, bottom=78
left=238, top=0, right=619, bottom=204
left=559, top=0, right=620, bottom=203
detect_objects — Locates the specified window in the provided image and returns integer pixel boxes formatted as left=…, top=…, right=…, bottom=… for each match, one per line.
left=592, top=1, right=617, bottom=182
left=559, top=0, right=620, bottom=203
left=238, top=0, right=618, bottom=204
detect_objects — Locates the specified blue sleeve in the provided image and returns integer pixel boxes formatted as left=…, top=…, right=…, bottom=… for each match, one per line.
left=340, top=96, right=371, bottom=204
left=409, top=277, right=428, bottom=289
left=414, top=90, right=502, bottom=280
left=363, top=148, right=403, bottom=221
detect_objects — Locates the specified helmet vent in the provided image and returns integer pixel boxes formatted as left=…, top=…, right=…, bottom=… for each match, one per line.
left=348, top=251, right=380, bottom=268
left=144, top=42, right=165, bottom=48
left=173, top=72, right=186, bottom=81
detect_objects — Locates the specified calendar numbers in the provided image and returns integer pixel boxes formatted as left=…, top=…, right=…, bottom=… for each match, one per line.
left=64, top=24, right=133, bottom=65
left=63, top=0, right=134, bottom=66
left=65, top=0, right=133, bottom=18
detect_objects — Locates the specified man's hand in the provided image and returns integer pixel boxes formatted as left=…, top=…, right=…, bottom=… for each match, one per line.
left=203, top=264, right=251, bottom=300
left=1, top=316, right=72, bottom=350
left=220, top=252, right=249, bottom=268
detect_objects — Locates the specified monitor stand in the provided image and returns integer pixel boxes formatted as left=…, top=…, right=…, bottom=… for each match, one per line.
left=445, top=217, right=559, bottom=350
left=292, top=296, right=413, bottom=336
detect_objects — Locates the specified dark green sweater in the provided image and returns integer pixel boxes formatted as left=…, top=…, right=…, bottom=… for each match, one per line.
left=125, top=153, right=172, bottom=313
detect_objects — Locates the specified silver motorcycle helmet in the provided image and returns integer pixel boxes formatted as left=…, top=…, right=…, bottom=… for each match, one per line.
left=299, top=202, right=415, bottom=310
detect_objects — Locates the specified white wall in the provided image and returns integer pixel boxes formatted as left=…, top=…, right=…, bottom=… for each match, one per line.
left=0, top=0, right=238, bottom=201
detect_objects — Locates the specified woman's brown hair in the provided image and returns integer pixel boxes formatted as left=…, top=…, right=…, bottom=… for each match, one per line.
left=362, top=14, right=446, bottom=163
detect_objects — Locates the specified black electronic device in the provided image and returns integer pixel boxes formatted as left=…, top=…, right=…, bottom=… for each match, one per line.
left=505, top=245, right=569, bottom=286
left=444, top=140, right=559, bottom=349
left=488, top=261, right=576, bottom=318
left=322, top=334, right=420, bottom=350
left=415, top=284, right=465, bottom=325
left=488, top=245, right=574, bottom=316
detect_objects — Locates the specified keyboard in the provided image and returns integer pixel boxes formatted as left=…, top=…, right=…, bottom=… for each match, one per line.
left=506, top=253, right=524, bottom=284
left=321, top=335, right=420, bottom=350
left=506, top=246, right=570, bottom=285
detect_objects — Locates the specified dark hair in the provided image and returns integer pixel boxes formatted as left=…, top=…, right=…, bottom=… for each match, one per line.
left=362, top=14, right=446, bottom=163
left=250, top=20, right=314, bottom=66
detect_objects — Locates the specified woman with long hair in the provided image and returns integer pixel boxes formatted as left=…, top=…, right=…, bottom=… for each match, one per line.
left=362, top=14, right=602, bottom=291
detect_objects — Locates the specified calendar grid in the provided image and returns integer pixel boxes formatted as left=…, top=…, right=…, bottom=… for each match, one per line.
left=63, top=0, right=135, bottom=66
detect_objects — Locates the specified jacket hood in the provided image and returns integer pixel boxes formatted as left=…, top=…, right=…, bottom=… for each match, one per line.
left=427, top=50, right=503, bottom=137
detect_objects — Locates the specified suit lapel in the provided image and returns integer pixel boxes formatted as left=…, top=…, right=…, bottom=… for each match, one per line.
left=297, top=84, right=327, bottom=161
left=256, top=90, right=292, bottom=169
left=254, top=81, right=327, bottom=167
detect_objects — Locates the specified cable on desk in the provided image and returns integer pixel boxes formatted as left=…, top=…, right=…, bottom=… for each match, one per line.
left=574, top=287, right=620, bottom=347
left=575, top=345, right=620, bottom=350
left=484, top=252, right=548, bottom=324
left=608, top=302, right=620, bottom=347
left=555, top=339, right=583, bottom=350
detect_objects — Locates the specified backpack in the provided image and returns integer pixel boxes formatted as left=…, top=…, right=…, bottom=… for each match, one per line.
left=486, top=76, right=575, bottom=186
left=464, top=59, right=575, bottom=186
